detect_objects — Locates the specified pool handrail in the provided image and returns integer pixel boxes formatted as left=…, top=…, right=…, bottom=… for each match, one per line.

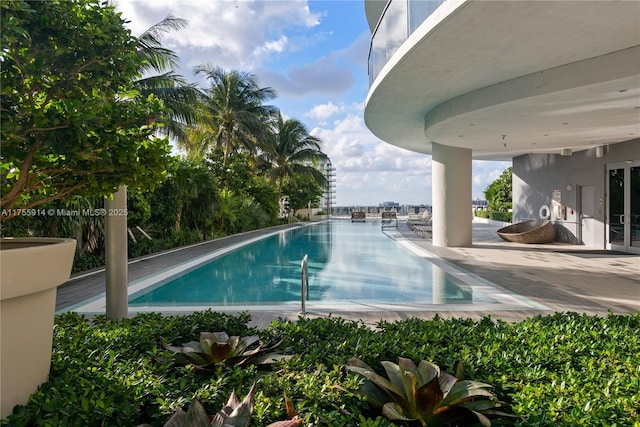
left=300, top=254, right=309, bottom=314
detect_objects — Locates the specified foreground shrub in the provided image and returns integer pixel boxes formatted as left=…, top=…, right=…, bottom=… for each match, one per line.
left=159, top=332, right=290, bottom=373
left=3, top=312, right=639, bottom=426
left=344, top=357, right=513, bottom=426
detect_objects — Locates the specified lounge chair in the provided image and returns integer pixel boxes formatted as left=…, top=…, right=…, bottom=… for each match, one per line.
left=497, top=219, right=555, bottom=243
left=407, top=209, right=432, bottom=226
left=351, top=211, right=366, bottom=222
left=381, top=211, right=397, bottom=229
left=411, top=224, right=432, bottom=237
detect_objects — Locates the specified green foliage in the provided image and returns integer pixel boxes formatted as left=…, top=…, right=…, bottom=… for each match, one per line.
left=489, top=211, right=512, bottom=223
left=345, top=357, right=513, bottom=426
left=4, top=313, right=639, bottom=426
left=474, top=209, right=490, bottom=219
left=1, top=0, right=171, bottom=217
left=282, top=174, right=324, bottom=215
left=71, top=253, right=105, bottom=273
left=160, top=332, right=289, bottom=374
left=128, top=228, right=204, bottom=259
left=257, top=112, right=328, bottom=197
left=484, top=167, right=513, bottom=213
left=192, top=66, right=278, bottom=162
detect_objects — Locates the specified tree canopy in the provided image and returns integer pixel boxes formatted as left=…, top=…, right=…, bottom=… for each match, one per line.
left=484, top=167, right=512, bottom=212
left=190, top=66, right=278, bottom=162
left=258, top=112, right=328, bottom=196
left=1, top=0, right=171, bottom=218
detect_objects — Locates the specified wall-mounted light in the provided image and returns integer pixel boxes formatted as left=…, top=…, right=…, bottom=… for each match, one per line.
left=595, top=146, right=605, bottom=158
left=566, top=185, right=573, bottom=191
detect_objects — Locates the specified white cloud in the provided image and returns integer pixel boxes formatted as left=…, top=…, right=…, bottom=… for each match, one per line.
left=304, top=101, right=342, bottom=122
left=116, top=0, right=322, bottom=72
left=311, top=114, right=433, bottom=205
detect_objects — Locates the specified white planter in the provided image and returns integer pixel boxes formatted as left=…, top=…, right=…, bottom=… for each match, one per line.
left=0, top=237, right=76, bottom=419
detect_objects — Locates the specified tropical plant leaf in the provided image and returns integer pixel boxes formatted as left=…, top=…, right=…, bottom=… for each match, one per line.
left=346, top=363, right=407, bottom=405
left=160, top=410, right=188, bottom=427
left=160, top=332, right=288, bottom=372
left=395, top=358, right=420, bottom=407
left=344, top=357, right=512, bottom=426
left=415, top=376, right=443, bottom=420
left=416, top=359, right=440, bottom=386
left=437, top=371, right=458, bottom=395
left=381, top=402, right=413, bottom=421
left=184, top=399, right=214, bottom=427
left=211, top=384, right=255, bottom=427
left=440, top=381, right=495, bottom=407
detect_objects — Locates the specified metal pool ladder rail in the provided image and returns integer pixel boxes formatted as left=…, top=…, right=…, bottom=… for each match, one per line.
left=300, top=254, right=309, bottom=314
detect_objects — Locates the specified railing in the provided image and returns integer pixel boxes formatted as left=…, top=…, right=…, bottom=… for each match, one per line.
left=300, top=254, right=309, bottom=314
left=368, top=0, right=446, bottom=86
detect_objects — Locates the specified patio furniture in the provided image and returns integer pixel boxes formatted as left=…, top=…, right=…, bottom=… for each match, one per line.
left=497, top=219, right=555, bottom=244
left=381, top=211, right=397, bottom=229
left=407, top=209, right=432, bottom=226
left=351, top=211, right=366, bottom=222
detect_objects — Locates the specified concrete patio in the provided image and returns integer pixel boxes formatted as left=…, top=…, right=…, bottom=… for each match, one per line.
left=56, top=219, right=639, bottom=328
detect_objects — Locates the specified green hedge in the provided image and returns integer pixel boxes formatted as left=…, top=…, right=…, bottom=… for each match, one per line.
left=71, top=229, right=205, bottom=273
left=489, top=211, right=512, bottom=222
left=474, top=210, right=512, bottom=223
left=4, top=312, right=639, bottom=426
left=474, top=209, right=490, bottom=219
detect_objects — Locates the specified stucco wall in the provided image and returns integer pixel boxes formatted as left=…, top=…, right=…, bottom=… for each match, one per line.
left=512, top=138, right=640, bottom=247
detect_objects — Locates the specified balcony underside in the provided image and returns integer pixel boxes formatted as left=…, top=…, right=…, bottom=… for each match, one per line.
left=364, top=0, right=640, bottom=160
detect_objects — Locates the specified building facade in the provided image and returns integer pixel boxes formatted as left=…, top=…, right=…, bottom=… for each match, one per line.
left=363, top=0, right=640, bottom=253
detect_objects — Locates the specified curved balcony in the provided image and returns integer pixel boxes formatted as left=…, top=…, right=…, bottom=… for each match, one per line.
left=368, top=0, right=445, bottom=86
left=364, top=0, right=640, bottom=159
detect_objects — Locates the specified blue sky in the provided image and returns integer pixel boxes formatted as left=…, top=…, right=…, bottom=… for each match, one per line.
left=116, top=0, right=510, bottom=206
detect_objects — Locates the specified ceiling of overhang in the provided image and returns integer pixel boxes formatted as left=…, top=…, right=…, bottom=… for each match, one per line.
left=363, top=0, right=640, bottom=160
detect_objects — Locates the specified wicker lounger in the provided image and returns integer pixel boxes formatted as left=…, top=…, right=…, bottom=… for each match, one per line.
left=497, top=219, right=555, bottom=244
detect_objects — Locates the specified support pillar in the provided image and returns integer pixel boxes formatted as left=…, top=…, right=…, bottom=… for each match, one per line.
left=105, top=186, right=128, bottom=320
left=432, top=142, right=472, bottom=247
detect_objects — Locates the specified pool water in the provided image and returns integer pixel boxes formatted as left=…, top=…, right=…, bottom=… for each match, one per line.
left=129, top=221, right=496, bottom=307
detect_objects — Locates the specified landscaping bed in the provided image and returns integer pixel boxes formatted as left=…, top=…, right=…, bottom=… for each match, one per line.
left=3, top=311, right=639, bottom=426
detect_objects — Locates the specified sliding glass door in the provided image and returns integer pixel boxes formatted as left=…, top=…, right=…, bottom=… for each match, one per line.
left=607, top=161, right=640, bottom=254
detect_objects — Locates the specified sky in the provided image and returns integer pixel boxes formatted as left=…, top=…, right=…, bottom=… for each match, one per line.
left=115, top=0, right=510, bottom=206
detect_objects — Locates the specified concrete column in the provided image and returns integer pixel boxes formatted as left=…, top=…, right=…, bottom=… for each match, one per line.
left=105, top=186, right=128, bottom=320
left=432, top=142, right=472, bottom=247
left=432, top=266, right=446, bottom=304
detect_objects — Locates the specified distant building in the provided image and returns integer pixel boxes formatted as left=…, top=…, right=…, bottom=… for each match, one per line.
left=379, top=201, right=400, bottom=208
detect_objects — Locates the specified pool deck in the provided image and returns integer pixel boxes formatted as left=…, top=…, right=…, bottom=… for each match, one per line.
left=56, top=219, right=639, bottom=328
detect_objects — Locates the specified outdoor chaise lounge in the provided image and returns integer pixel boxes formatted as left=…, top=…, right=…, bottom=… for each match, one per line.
left=381, top=211, right=397, bottom=229
left=351, top=211, right=366, bottom=222
left=407, top=209, right=432, bottom=226
left=406, top=210, right=432, bottom=237
left=497, top=219, right=555, bottom=244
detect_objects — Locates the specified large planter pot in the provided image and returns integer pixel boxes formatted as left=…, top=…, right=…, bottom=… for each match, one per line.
left=0, top=237, right=75, bottom=419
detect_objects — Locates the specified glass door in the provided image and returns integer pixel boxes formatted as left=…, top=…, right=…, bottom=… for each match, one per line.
left=607, top=161, right=640, bottom=254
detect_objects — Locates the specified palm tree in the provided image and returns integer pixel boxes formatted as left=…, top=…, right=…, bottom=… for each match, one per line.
left=192, top=66, right=277, bottom=163
left=134, top=14, right=202, bottom=143
left=258, top=112, right=328, bottom=196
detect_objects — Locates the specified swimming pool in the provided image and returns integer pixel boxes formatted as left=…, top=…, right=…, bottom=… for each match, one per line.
left=72, top=220, right=544, bottom=313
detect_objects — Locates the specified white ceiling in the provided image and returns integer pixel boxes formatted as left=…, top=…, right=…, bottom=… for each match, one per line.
left=363, top=0, right=640, bottom=160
